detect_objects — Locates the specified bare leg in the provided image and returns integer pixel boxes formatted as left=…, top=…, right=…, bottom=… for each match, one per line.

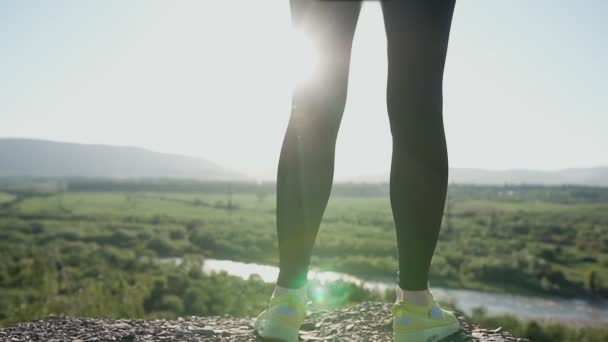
left=276, top=0, right=362, bottom=289
left=381, top=0, right=456, bottom=291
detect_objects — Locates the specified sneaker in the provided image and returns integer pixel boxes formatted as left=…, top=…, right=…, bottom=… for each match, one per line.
left=392, top=291, right=461, bottom=342
left=254, top=285, right=308, bottom=341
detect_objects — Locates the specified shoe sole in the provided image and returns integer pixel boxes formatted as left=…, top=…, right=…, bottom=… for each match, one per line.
left=394, top=323, right=461, bottom=342
left=254, top=318, right=299, bottom=342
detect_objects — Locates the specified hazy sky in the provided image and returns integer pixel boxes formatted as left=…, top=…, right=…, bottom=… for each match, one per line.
left=1, top=0, right=606, bottom=180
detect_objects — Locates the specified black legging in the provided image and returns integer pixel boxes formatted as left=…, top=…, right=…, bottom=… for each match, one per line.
left=277, top=0, right=456, bottom=291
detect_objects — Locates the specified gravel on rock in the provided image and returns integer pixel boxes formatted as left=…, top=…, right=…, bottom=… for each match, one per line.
left=0, top=302, right=529, bottom=342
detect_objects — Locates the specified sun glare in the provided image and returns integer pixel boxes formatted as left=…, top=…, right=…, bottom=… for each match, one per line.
left=289, top=28, right=321, bottom=86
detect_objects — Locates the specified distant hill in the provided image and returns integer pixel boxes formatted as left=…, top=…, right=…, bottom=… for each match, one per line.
left=2, top=138, right=606, bottom=186
left=448, top=167, right=608, bottom=187
left=0, top=138, right=245, bottom=180
left=350, top=166, right=608, bottom=187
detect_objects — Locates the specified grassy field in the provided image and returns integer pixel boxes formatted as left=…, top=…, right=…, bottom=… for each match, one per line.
left=0, top=192, right=15, bottom=205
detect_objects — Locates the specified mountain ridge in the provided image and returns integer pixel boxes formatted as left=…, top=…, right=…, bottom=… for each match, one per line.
left=1, top=138, right=606, bottom=186
left=347, top=166, right=608, bottom=187
left=0, top=138, right=246, bottom=181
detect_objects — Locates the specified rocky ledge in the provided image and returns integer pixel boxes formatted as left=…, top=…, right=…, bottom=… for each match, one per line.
left=0, top=302, right=528, bottom=342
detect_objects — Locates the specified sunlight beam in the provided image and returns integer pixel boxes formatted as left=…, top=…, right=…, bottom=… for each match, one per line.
left=289, top=28, right=321, bottom=87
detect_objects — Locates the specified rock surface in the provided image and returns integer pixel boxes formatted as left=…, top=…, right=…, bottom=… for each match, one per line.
left=0, top=302, right=528, bottom=342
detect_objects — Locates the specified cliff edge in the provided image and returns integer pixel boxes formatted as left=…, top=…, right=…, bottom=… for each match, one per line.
left=0, top=302, right=528, bottom=341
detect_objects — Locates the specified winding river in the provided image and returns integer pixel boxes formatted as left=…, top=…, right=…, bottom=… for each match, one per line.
left=165, top=257, right=608, bottom=326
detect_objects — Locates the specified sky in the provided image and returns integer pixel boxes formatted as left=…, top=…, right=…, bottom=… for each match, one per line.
left=1, top=0, right=606, bottom=180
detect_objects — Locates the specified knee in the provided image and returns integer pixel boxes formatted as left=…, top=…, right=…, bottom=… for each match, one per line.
left=289, top=83, right=348, bottom=143
left=389, top=108, right=445, bottom=143
left=290, top=108, right=341, bottom=145
left=295, top=64, right=350, bottom=112
left=391, top=122, right=448, bottom=175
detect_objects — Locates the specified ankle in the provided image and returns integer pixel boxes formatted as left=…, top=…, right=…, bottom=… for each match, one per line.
left=273, top=283, right=308, bottom=301
left=396, top=286, right=430, bottom=306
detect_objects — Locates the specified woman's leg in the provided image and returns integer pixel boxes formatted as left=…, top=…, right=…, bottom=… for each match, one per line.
left=381, top=0, right=456, bottom=291
left=276, top=0, right=362, bottom=289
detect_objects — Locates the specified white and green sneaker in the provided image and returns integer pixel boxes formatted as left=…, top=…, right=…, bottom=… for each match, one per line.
left=254, top=285, right=308, bottom=341
left=392, top=291, right=461, bottom=342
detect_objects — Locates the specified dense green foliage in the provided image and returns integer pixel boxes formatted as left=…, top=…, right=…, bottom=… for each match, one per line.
left=6, top=181, right=604, bottom=299
left=1, top=180, right=607, bottom=341
left=0, top=244, right=383, bottom=327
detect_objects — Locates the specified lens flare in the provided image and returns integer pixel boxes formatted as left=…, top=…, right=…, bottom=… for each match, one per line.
left=312, top=285, right=326, bottom=303
left=289, top=28, right=321, bottom=86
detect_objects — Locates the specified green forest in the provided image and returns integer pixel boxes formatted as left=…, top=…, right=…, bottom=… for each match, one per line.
left=1, top=178, right=607, bottom=341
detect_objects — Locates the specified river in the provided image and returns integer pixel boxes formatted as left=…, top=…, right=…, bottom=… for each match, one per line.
left=166, top=257, right=608, bottom=327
